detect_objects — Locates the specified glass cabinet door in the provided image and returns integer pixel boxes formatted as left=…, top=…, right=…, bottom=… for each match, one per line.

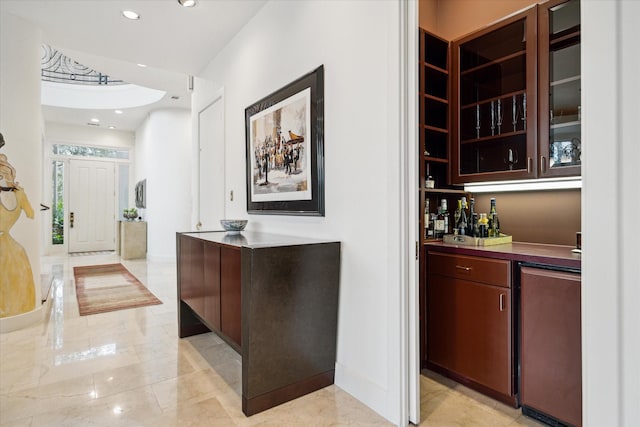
left=452, top=7, right=537, bottom=183
left=539, top=0, right=581, bottom=177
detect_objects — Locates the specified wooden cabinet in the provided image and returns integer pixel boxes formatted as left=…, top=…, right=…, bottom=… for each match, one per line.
left=203, top=242, right=221, bottom=331
left=538, top=0, right=581, bottom=177
left=451, top=0, right=581, bottom=183
left=178, top=234, right=241, bottom=350
left=452, top=6, right=538, bottom=183
left=220, top=246, right=241, bottom=347
left=179, top=235, right=204, bottom=316
left=176, top=231, right=341, bottom=417
left=426, top=251, right=515, bottom=405
left=520, top=265, right=582, bottom=426
left=419, top=28, right=467, bottom=244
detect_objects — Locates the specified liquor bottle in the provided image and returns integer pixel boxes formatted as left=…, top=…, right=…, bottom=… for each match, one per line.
left=434, top=204, right=444, bottom=238
left=458, top=197, right=468, bottom=235
left=424, top=199, right=433, bottom=239
left=437, top=199, right=450, bottom=237
left=489, top=197, right=500, bottom=237
left=468, top=198, right=476, bottom=236
left=478, top=213, right=489, bottom=238
left=454, top=200, right=462, bottom=232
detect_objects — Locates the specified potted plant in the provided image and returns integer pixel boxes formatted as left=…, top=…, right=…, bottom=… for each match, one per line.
left=123, top=207, right=138, bottom=221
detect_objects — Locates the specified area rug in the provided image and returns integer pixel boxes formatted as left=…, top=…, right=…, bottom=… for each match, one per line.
left=73, top=263, right=162, bottom=316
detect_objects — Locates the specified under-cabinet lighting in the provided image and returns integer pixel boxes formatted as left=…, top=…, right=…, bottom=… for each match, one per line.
left=114, top=110, right=123, bottom=114
left=464, top=177, right=582, bottom=193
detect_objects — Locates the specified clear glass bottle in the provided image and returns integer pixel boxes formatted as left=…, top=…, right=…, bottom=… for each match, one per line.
left=434, top=204, right=445, bottom=238
left=458, top=197, right=468, bottom=235
left=454, top=200, right=462, bottom=232
left=437, top=199, right=450, bottom=237
left=424, top=198, right=433, bottom=239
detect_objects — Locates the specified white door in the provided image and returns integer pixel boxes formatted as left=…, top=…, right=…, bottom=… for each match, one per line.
left=68, top=159, right=116, bottom=252
left=198, top=93, right=225, bottom=230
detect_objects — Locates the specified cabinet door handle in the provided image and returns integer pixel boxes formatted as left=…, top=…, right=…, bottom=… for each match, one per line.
left=499, top=293, right=506, bottom=312
left=527, top=157, right=532, bottom=174
left=455, top=265, right=472, bottom=271
left=541, top=156, right=547, bottom=173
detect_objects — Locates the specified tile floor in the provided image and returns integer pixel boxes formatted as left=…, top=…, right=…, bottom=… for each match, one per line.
left=0, top=254, right=545, bottom=426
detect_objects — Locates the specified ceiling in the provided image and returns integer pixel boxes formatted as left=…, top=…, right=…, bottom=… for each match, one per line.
left=1, top=0, right=267, bottom=131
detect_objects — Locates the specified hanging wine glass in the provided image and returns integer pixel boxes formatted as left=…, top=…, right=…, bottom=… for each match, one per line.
left=496, top=98, right=503, bottom=135
left=521, top=93, right=527, bottom=130
left=512, top=94, right=519, bottom=132
left=490, top=101, right=496, bottom=136
left=476, top=104, right=481, bottom=139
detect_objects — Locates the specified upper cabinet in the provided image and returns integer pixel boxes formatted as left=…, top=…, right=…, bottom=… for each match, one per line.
left=538, top=0, right=581, bottom=177
left=451, top=1, right=580, bottom=184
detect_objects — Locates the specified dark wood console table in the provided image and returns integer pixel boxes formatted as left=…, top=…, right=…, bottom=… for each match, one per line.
left=176, top=231, right=341, bottom=416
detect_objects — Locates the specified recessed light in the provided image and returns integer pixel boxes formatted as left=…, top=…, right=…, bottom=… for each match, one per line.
left=114, top=110, right=123, bottom=114
left=90, top=118, right=100, bottom=123
left=177, top=0, right=197, bottom=7
left=136, top=63, right=147, bottom=68
left=122, top=10, right=140, bottom=20
left=108, top=126, right=116, bottom=129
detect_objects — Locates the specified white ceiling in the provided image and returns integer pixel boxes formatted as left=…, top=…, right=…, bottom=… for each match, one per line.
left=1, top=0, right=267, bottom=131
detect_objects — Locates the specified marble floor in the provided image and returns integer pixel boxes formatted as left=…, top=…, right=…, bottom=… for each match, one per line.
left=0, top=254, right=544, bottom=426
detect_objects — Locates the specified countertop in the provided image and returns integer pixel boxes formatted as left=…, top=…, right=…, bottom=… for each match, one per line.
left=180, top=230, right=337, bottom=249
left=425, top=241, right=581, bottom=270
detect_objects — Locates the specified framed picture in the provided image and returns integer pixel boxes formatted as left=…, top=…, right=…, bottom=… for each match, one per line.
left=245, top=65, right=324, bottom=216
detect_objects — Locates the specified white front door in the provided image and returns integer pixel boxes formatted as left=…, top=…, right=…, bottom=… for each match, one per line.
left=198, top=93, right=225, bottom=230
left=68, top=159, right=116, bottom=252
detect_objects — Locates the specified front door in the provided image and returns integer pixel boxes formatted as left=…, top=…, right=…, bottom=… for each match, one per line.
left=68, top=159, right=116, bottom=252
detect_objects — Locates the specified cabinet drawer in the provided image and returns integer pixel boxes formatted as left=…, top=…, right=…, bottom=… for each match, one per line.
left=428, top=251, right=511, bottom=288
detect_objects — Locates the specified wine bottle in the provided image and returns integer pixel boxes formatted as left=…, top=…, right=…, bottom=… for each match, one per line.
left=489, top=197, right=500, bottom=237
left=468, top=198, right=476, bottom=236
left=424, top=199, right=433, bottom=239
left=454, top=200, right=462, bottom=233
left=478, top=213, right=489, bottom=238
left=458, top=197, right=468, bottom=235
left=438, top=199, right=450, bottom=237
left=434, top=204, right=444, bottom=238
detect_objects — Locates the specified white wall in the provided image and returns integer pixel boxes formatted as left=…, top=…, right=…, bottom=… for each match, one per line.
left=0, top=11, right=43, bottom=308
left=193, top=0, right=404, bottom=422
left=45, top=122, right=135, bottom=149
left=135, top=109, right=191, bottom=261
left=582, top=1, right=640, bottom=426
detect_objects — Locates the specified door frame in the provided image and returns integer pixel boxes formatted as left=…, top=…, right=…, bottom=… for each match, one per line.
left=195, top=87, right=226, bottom=231
left=43, top=141, right=131, bottom=255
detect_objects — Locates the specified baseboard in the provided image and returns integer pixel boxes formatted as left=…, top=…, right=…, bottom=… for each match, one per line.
left=334, top=362, right=394, bottom=424
left=0, top=300, right=49, bottom=333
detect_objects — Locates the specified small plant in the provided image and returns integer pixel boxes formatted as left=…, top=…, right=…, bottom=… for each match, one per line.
left=123, top=207, right=138, bottom=220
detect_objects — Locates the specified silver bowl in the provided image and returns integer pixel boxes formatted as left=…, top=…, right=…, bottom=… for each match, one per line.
left=220, top=219, right=248, bottom=234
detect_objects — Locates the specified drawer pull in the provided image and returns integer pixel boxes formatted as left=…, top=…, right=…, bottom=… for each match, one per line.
left=455, top=265, right=472, bottom=271
left=499, top=294, right=506, bottom=312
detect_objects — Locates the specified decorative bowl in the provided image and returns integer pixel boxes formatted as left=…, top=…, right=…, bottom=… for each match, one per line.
left=220, top=219, right=248, bottom=234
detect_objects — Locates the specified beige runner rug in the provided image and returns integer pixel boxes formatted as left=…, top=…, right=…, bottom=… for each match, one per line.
left=73, top=264, right=162, bottom=316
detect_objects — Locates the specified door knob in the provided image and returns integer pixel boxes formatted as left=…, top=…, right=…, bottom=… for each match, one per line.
left=70, top=212, right=75, bottom=228
left=196, top=221, right=202, bottom=231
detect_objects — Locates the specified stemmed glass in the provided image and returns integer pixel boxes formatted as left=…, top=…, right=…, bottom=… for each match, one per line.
left=504, top=148, right=519, bottom=170
left=511, top=95, right=519, bottom=132
left=476, top=104, right=481, bottom=139
left=496, top=99, right=503, bottom=135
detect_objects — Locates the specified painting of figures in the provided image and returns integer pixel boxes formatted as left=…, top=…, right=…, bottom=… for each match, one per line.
left=245, top=66, right=324, bottom=216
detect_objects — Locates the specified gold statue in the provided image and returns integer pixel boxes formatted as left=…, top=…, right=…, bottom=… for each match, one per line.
left=0, top=150, right=36, bottom=317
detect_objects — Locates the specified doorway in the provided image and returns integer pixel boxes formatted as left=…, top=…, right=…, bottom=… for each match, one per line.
left=197, top=91, right=225, bottom=230
left=68, top=159, right=116, bottom=253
